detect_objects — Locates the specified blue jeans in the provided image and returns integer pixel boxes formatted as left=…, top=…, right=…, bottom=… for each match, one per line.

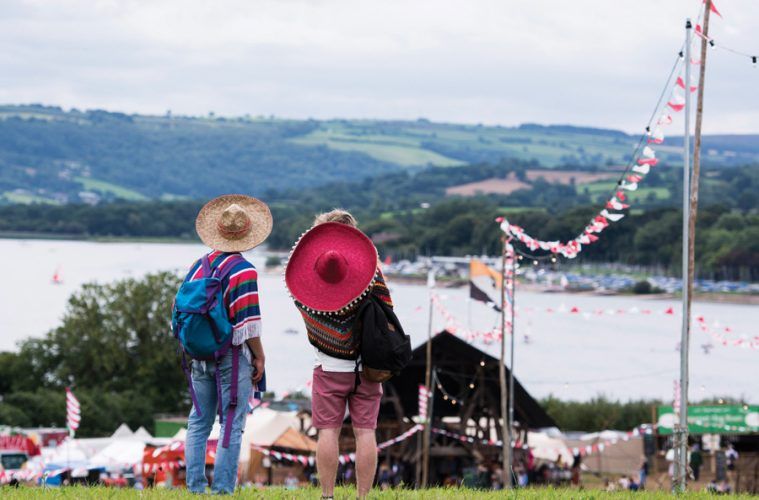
left=186, top=349, right=252, bottom=494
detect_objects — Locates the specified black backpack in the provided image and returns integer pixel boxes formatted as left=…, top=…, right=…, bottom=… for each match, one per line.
left=358, top=294, right=412, bottom=382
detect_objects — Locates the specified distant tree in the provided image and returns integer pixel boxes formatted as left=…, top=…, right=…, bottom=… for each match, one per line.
left=0, top=272, right=185, bottom=435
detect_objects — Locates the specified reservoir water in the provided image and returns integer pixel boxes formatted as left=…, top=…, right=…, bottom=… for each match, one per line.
left=1, top=239, right=756, bottom=402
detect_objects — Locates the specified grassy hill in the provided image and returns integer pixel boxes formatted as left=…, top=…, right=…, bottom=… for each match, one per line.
left=2, top=104, right=759, bottom=205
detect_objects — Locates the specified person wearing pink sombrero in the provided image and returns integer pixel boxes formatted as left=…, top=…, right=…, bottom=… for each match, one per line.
left=285, top=210, right=393, bottom=500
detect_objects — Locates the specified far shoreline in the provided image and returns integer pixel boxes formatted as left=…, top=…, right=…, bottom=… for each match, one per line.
left=3, top=233, right=756, bottom=305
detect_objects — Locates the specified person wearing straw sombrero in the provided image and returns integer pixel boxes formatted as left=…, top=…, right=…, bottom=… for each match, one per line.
left=172, top=194, right=271, bottom=494
left=285, top=210, right=394, bottom=500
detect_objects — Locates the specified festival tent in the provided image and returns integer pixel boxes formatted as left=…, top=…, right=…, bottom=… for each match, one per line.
left=133, top=427, right=153, bottom=441
left=110, top=423, right=134, bottom=439
left=206, top=407, right=304, bottom=464
left=88, top=439, right=146, bottom=470
left=527, top=430, right=574, bottom=464
left=564, top=430, right=643, bottom=475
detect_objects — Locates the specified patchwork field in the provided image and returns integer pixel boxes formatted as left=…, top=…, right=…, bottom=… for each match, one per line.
left=446, top=174, right=530, bottom=196
left=446, top=170, right=619, bottom=197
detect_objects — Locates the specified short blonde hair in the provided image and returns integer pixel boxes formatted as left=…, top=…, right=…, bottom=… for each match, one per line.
left=313, top=209, right=358, bottom=227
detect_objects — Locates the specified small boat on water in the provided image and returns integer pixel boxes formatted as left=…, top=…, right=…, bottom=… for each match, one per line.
left=283, top=328, right=299, bottom=335
left=51, top=268, right=63, bottom=285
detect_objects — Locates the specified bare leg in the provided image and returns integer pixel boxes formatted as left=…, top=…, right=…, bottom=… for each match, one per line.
left=316, top=427, right=340, bottom=498
left=353, top=427, right=377, bottom=498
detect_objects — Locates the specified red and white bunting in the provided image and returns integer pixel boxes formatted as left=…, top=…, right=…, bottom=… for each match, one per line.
left=418, top=385, right=430, bottom=421
left=667, top=92, right=686, bottom=112
left=251, top=424, right=424, bottom=465
left=434, top=299, right=757, bottom=351
left=676, top=75, right=698, bottom=93
left=66, top=387, right=81, bottom=434
left=705, top=0, right=722, bottom=18
left=431, top=425, right=655, bottom=459
left=432, top=293, right=504, bottom=344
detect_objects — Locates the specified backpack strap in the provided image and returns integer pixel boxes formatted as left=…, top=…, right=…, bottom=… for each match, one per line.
left=181, top=352, right=202, bottom=417
left=200, top=254, right=212, bottom=278
left=349, top=358, right=362, bottom=395
left=213, top=254, right=246, bottom=282
left=220, top=344, right=241, bottom=449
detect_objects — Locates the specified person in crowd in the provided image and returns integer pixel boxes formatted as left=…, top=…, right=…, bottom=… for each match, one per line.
left=690, top=443, right=703, bottom=481
left=285, top=209, right=393, bottom=500
left=284, top=470, right=299, bottom=490
left=725, top=442, right=739, bottom=491
left=181, top=195, right=271, bottom=494
left=378, top=463, right=392, bottom=490
left=570, top=452, right=582, bottom=487
left=639, top=456, right=649, bottom=490
left=628, top=475, right=639, bottom=491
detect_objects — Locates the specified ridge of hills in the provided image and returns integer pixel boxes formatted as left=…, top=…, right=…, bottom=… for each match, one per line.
left=1, top=104, right=759, bottom=205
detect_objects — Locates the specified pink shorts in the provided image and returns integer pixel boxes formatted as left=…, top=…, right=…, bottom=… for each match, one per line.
left=311, top=366, right=383, bottom=429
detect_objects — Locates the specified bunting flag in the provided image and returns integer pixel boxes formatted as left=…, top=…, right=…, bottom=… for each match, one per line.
left=432, top=295, right=758, bottom=351
left=66, top=387, right=81, bottom=435
left=251, top=424, right=425, bottom=465
left=667, top=92, right=686, bottom=112
left=676, top=75, right=698, bottom=92
left=498, top=40, right=691, bottom=261
left=431, top=425, right=655, bottom=459
left=418, top=385, right=430, bottom=422
left=469, top=259, right=503, bottom=311
left=705, top=0, right=722, bottom=18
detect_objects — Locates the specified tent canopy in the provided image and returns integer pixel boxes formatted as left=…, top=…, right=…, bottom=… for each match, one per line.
left=384, top=331, right=557, bottom=429
left=272, top=427, right=317, bottom=452
left=89, top=439, right=145, bottom=468
left=111, top=423, right=134, bottom=439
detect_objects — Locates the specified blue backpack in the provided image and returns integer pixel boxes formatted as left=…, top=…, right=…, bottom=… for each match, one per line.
left=172, top=253, right=244, bottom=448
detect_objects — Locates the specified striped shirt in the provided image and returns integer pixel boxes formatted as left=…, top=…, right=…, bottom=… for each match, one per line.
left=185, top=251, right=262, bottom=364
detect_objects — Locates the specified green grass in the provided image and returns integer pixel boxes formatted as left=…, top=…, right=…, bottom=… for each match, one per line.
left=2, top=486, right=754, bottom=499
left=2, top=191, right=60, bottom=204
left=579, top=181, right=671, bottom=203
left=290, top=129, right=463, bottom=167
left=75, top=177, right=148, bottom=201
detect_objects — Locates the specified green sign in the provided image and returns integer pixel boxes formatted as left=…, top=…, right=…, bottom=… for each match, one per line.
left=657, top=405, right=759, bottom=435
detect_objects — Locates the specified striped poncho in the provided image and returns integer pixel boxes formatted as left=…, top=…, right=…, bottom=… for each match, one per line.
left=296, top=268, right=393, bottom=360
left=185, top=251, right=262, bottom=363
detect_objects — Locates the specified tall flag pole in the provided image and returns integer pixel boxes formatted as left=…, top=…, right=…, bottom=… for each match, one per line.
left=676, top=15, right=694, bottom=493
left=507, top=242, right=516, bottom=486
left=499, top=237, right=510, bottom=489
left=65, top=387, right=81, bottom=437
left=421, top=268, right=435, bottom=488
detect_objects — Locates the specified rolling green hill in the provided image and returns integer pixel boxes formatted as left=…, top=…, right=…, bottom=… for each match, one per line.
left=2, top=104, right=759, bottom=205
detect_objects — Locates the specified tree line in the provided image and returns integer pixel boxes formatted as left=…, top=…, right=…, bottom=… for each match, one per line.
left=0, top=160, right=756, bottom=280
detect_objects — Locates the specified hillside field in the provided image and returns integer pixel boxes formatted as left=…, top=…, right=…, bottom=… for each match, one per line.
left=2, top=105, right=759, bottom=204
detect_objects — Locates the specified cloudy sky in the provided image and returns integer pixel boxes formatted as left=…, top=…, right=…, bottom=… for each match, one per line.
left=1, top=0, right=757, bottom=133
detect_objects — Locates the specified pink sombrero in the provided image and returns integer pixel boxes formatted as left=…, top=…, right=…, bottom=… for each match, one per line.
left=285, top=222, right=378, bottom=314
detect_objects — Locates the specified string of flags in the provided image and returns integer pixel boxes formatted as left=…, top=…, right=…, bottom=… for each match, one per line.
left=496, top=11, right=700, bottom=260
left=430, top=294, right=756, bottom=351
left=251, top=425, right=425, bottom=466
left=431, top=424, right=655, bottom=459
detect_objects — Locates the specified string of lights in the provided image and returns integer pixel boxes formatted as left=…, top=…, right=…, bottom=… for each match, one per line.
left=696, top=31, right=758, bottom=66
left=433, top=366, right=482, bottom=408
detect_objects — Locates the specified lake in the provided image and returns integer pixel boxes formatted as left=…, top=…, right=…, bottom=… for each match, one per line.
left=1, top=239, right=757, bottom=402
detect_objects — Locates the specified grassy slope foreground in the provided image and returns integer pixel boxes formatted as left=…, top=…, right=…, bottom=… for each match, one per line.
left=2, top=487, right=755, bottom=499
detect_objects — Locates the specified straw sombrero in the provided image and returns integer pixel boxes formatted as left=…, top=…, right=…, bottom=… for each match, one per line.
left=285, top=222, right=378, bottom=314
left=195, top=194, right=273, bottom=252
